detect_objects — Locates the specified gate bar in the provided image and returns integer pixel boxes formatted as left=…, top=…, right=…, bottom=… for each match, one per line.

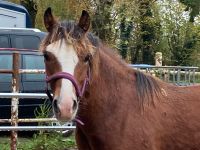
left=0, top=93, right=48, bottom=99
left=0, top=126, right=76, bottom=131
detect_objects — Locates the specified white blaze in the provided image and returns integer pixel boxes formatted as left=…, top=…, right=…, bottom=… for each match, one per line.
left=46, top=39, right=78, bottom=102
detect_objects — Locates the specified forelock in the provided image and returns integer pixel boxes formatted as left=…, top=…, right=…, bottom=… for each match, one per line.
left=40, top=20, right=100, bottom=52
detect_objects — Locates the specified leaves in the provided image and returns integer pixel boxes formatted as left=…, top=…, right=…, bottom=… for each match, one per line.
left=179, top=0, right=200, bottom=22
left=8, top=0, right=200, bottom=66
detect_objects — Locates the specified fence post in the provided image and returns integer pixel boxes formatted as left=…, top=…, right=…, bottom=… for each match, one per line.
left=155, top=52, right=162, bottom=66
left=177, top=68, right=181, bottom=84
left=11, top=53, right=20, bottom=150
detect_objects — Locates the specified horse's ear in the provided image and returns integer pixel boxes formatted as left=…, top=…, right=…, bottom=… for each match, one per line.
left=78, top=10, right=90, bottom=32
left=44, top=7, right=57, bottom=32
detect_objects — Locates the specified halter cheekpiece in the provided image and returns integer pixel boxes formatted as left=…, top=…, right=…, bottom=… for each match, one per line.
left=45, top=65, right=91, bottom=102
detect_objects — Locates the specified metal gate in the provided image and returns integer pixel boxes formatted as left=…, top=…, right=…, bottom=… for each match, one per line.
left=0, top=51, right=75, bottom=150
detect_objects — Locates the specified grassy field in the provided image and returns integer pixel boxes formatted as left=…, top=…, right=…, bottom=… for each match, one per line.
left=0, top=132, right=77, bottom=150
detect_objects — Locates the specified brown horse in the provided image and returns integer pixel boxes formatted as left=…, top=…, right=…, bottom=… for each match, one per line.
left=40, top=8, right=200, bottom=150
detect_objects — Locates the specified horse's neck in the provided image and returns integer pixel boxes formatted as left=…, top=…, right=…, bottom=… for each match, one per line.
left=81, top=48, right=135, bottom=115
left=94, top=47, right=135, bottom=89
left=97, top=48, right=131, bottom=79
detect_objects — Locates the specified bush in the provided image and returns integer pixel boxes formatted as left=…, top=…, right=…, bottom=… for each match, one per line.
left=18, top=132, right=76, bottom=150
left=0, top=132, right=76, bottom=150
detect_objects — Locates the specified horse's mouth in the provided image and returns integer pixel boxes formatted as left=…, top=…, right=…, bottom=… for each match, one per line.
left=53, top=105, right=78, bottom=122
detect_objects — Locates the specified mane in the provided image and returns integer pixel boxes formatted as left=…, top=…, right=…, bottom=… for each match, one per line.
left=98, top=45, right=163, bottom=109
left=135, top=71, right=162, bottom=109
left=41, top=19, right=162, bottom=109
left=95, top=43, right=163, bottom=110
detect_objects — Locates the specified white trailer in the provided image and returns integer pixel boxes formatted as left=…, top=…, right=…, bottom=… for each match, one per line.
left=0, top=1, right=31, bottom=28
left=0, top=7, right=26, bottom=28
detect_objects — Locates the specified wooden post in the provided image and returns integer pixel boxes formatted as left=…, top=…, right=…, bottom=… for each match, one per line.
left=155, top=52, right=162, bottom=66
left=11, top=53, right=20, bottom=150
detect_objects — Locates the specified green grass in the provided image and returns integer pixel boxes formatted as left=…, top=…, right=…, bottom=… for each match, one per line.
left=0, top=136, right=10, bottom=150
left=0, top=132, right=77, bottom=150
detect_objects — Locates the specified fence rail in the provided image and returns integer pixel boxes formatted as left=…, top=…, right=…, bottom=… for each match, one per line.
left=0, top=126, right=76, bottom=131
left=0, top=93, right=47, bottom=98
left=130, top=64, right=199, bottom=85
left=0, top=118, right=57, bottom=123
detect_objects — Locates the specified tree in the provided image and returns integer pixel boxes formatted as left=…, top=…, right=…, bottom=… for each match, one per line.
left=118, top=4, right=133, bottom=59
left=133, top=0, right=161, bottom=64
left=90, top=0, right=115, bottom=43
left=8, top=0, right=200, bottom=66
left=158, top=0, right=200, bottom=66
left=20, top=0, right=38, bottom=27
left=179, top=0, right=200, bottom=22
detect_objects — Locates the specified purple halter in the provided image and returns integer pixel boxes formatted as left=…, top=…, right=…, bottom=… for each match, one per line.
left=45, top=67, right=91, bottom=102
left=45, top=69, right=90, bottom=126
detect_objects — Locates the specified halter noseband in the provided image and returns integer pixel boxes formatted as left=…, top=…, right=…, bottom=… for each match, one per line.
left=45, top=65, right=91, bottom=102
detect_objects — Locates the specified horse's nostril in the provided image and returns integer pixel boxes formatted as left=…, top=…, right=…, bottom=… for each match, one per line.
left=72, top=99, right=78, bottom=111
left=53, top=99, right=60, bottom=114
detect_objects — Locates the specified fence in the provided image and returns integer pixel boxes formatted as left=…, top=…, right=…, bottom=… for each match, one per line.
left=0, top=93, right=75, bottom=131
left=0, top=50, right=75, bottom=150
left=130, top=64, right=199, bottom=85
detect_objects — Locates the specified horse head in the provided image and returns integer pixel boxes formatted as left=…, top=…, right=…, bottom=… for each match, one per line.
left=40, top=7, right=96, bottom=122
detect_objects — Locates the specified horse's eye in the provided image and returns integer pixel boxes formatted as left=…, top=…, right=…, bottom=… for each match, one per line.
left=43, top=52, right=50, bottom=61
left=84, top=54, right=92, bottom=62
